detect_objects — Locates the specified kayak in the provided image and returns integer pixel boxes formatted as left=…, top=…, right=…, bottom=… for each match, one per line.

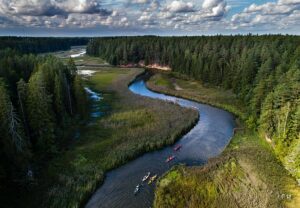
left=148, top=175, right=157, bottom=184
left=142, top=172, right=151, bottom=182
left=173, top=144, right=182, bottom=151
left=134, top=184, right=140, bottom=195
left=165, top=155, right=175, bottom=163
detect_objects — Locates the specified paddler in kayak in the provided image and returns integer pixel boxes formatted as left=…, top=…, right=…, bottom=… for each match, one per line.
left=134, top=184, right=140, bottom=195
left=142, top=172, right=151, bottom=182
left=165, top=155, right=175, bottom=163
left=148, top=175, right=157, bottom=184
left=173, top=144, right=182, bottom=151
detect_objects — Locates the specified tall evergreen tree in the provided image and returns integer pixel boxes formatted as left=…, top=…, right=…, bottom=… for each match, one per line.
left=27, top=71, right=55, bottom=156
left=73, top=75, right=88, bottom=119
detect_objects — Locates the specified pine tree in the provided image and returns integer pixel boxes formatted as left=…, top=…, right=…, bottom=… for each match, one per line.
left=17, top=79, right=30, bottom=140
left=0, top=80, right=26, bottom=152
left=73, top=75, right=88, bottom=118
left=54, top=72, right=67, bottom=123
left=67, top=58, right=77, bottom=77
left=27, top=71, right=56, bottom=155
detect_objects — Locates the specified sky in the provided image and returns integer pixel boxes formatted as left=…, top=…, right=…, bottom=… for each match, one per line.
left=0, top=0, right=300, bottom=36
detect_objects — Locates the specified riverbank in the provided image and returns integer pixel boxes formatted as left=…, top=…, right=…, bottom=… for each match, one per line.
left=148, top=72, right=300, bottom=208
left=24, top=65, right=198, bottom=207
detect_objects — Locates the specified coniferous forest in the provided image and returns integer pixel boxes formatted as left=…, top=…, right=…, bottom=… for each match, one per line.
left=88, top=35, right=300, bottom=179
left=0, top=37, right=89, bottom=54
left=0, top=39, right=89, bottom=199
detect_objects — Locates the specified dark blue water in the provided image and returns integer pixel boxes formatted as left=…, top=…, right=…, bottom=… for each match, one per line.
left=86, top=75, right=235, bottom=208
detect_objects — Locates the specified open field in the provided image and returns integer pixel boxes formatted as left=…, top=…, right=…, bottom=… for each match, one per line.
left=23, top=62, right=198, bottom=207
left=149, top=72, right=300, bottom=208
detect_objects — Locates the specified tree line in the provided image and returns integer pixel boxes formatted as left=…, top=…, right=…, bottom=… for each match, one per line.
left=0, top=37, right=89, bottom=54
left=87, top=35, right=300, bottom=178
left=0, top=48, right=89, bottom=189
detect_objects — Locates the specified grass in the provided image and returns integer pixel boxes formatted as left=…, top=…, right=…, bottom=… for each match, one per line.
left=73, top=55, right=107, bottom=66
left=151, top=73, right=173, bottom=88
left=48, top=46, right=107, bottom=66
left=150, top=72, right=300, bottom=208
left=24, top=65, right=198, bottom=207
left=147, top=72, right=246, bottom=121
left=89, top=68, right=128, bottom=91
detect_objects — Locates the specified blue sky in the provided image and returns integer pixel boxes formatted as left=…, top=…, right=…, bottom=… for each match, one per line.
left=227, top=0, right=275, bottom=15
left=0, top=0, right=299, bottom=36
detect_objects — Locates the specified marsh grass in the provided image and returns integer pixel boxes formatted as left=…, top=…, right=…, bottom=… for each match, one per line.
left=151, top=72, right=300, bottom=208
left=155, top=130, right=299, bottom=208
left=148, top=72, right=246, bottom=121
left=49, top=48, right=108, bottom=66
left=29, top=67, right=198, bottom=208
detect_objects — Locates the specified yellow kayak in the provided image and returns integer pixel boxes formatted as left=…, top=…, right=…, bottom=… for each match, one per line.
left=148, top=175, right=157, bottom=184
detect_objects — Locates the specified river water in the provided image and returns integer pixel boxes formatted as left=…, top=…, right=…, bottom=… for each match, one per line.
left=86, top=74, right=236, bottom=208
left=84, top=87, right=103, bottom=118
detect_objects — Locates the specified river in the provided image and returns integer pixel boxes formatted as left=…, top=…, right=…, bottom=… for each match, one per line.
left=86, top=73, right=236, bottom=208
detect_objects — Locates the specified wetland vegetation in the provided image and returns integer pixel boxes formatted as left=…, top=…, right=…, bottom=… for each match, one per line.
left=44, top=67, right=198, bottom=208
left=147, top=73, right=300, bottom=208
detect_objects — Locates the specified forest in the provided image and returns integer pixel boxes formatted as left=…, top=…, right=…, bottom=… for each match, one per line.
left=0, top=37, right=89, bottom=54
left=87, top=35, right=300, bottom=179
left=0, top=45, right=89, bottom=201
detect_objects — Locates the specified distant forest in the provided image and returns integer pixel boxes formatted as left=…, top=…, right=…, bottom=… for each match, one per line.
left=88, top=35, right=300, bottom=179
left=0, top=37, right=89, bottom=54
left=0, top=38, right=89, bottom=196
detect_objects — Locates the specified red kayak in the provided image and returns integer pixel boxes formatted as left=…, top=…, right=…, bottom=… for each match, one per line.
left=173, top=144, right=182, bottom=151
left=166, top=155, right=175, bottom=163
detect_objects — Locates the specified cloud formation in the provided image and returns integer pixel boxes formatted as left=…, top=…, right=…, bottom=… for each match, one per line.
left=0, top=0, right=112, bottom=17
left=165, top=1, right=195, bottom=13
left=0, top=0, right=300, bottom=34
left=230, top=0, right=300, bottom=30
left=201, top=0, right=228, bottom=19
left=130, top=0, right=151, bottom=4
left=0, top=0, right=128, bottom=28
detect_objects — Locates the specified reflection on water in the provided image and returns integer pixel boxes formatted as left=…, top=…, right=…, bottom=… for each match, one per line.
left=86, top=74, right=235, bottom=208
left=71, top=50, right=86, bottom=58
left=85, top=87, right=101, bottom=102
left=84, top=87, right=103, bottom=118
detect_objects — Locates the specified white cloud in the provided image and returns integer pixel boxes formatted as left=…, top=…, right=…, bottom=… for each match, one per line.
left=278, top=0, right=300, bottom=5
left=230, top=0, right=300, bottom=30
left=0, top=0, right=111, bottom=17
left=0, top=0, right=132, bottom=28
left=202, top=0, right=228, bottom=17
left=138, top=12, right=152, bottom=21
left=166, top=1, right=195, bottom=13
left=244, top=2, right=295, bottom=15
left=149, top=0, right=161, bottom=11
left=183, top=0, right=228, bottom=23
left=130, top=0, right=151, bottom=4
left=203, top=0, right=223, bottom=9
left=146, top=0, right=229, bottom=31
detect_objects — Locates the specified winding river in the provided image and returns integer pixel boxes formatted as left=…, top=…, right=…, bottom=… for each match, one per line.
left=86, top=73, right=236, bottom=208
